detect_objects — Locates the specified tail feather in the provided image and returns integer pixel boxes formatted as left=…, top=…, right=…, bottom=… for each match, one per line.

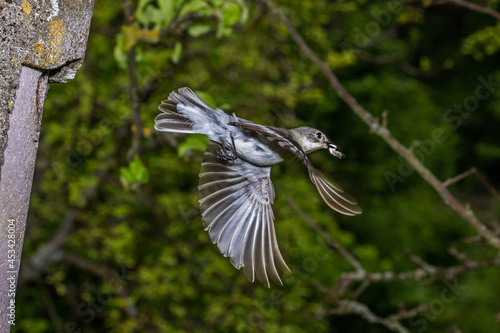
left=155, top=87, right=231, bottom=140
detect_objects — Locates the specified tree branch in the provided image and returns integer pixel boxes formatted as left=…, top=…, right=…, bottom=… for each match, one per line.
left=429, top=0, right=500, bottom=20
left=476, top=170, right=499, bottom=199
left=339, top=256, right=500, bottom=283
left=20, top=209, right=77, bottom=283
left=62, top=253, right=139, bottom=318
left=123, top=0, right=143, bottom=160
left=443, top=167, right=477, bottom=187
left=287, top=198, right=365, bottom=276
left=262, top=0, right=500, bottom=250
left=330, top=299, right=411, bottom=333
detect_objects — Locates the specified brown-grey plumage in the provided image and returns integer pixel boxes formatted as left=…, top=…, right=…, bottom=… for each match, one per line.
left=155, top=87, right=361, bottom=287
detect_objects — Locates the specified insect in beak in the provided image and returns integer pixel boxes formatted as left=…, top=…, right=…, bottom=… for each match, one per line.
left=328, top=142, right=345, bottom=159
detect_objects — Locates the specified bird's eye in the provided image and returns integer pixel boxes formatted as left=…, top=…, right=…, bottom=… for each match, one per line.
left=315, top=132, right=323, bottom=139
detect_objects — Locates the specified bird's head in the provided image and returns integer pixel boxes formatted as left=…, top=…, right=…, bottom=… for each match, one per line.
left=290, top=126, right=345, bottom=158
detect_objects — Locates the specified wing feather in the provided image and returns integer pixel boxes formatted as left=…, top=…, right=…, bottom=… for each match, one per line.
left=198, top=142, right=289, bottom=286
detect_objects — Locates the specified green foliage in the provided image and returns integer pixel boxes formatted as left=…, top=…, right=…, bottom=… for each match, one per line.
left=177, top=134, right=209, bottom=157
left=120, top=156, right=150, bottom=190
left=15, top=0, right=500, bottom=332
left=462, top=23, right=500, bottom=60
left=114, top=0, right=248, bottom=69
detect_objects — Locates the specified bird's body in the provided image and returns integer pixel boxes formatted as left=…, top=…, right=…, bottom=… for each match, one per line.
left=155, top=87, right=361, bottom=287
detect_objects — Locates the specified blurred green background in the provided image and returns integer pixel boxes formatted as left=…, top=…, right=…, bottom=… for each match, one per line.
left=14, top=0, right=500, bottom=332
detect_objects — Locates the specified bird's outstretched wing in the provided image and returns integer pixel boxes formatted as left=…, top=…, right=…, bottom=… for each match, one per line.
left=198, top=142, right=291, bottom=287
left=228, top=122, right=362, bottom=216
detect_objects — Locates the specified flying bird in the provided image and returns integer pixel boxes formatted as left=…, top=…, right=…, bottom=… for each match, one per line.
left=154, top=87, right=361, bottom=287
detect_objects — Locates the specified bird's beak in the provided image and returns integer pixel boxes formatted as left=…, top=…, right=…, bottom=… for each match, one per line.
left=328, top=142, right=345, bottom=159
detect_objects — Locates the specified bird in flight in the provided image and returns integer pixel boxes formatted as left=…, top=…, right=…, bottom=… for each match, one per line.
left=154, top=87, right=361, bottom=287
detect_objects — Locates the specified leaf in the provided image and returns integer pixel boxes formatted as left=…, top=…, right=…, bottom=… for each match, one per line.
left=179, top=0, right=207, bottom=17
left=177, top=134, right=209, bottom=157
left=188, top=24, right=212, bottom=37
left=135, top=0, right=154, bottom=25
left=172, top=41, right=182, bottom=64
left=222, top=3, right=240, bottom=26
left=120, top=156, right=150, bottom=190
left=327, top=50, right=356, bottom=69
left=113, top=33, right=128, bottom=70
left=158, top=0, right=175, bottom=26
left=216, top=9, right=224, bottom=38
left=233, top=0, right=248, bottom=24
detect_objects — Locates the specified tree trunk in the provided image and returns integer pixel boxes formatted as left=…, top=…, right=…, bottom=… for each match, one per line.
left=0, top=1, right=95, bottom=331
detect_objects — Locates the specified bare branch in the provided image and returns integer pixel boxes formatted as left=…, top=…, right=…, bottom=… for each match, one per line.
left=381, top=110, right=389, bottom=129
left=62, top=253, right=139, bottom=318
left=357, top=51, right=406, bottom=65
left=314, top=280, right=419, bottom=333
left=262, top=0, right=500, bottom=250
left=448, top=247, right=472, bottom=264
left=429, top=0, right=500, bottom=20
left=62, top=253, right=114, bottom=279
left=287, top=198, right=365, bottom=276
left=340, top=256, right=500, bottom=283
left=20, top=210, right=77, bottom=283
left=395, top=234, right=437, bottom=274
left=331, top=299, right=411, bottom=333
left=123, top=0, right=143, bottom=160
left=37, top=279, right=65, bottom=332
left=443, top=167, right=477, bottom=187
left=388, top=304, right=428, bottom=322
left=475, top=170, right=499, bottom=199
left=160, top=12, right=211, bottom=38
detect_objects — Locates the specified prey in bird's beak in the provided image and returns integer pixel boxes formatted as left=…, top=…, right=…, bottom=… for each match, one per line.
left=328, top=142, right=345, bottom=159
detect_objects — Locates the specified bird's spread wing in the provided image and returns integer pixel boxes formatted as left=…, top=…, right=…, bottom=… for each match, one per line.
left=228, top=121, right=304, bottom=158
left=228, top=122, right=362, bottom=216
left=198, top=142, right=291, bottom=287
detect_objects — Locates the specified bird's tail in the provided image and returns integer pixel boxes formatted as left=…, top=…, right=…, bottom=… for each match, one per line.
left=154, top=87, right=231, bottom=138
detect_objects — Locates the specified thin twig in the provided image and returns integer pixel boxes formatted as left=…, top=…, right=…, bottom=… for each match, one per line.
left=443, top=167, right=477, bottom=187
left=287, top=198, right=365, bottom=276
left=431, top=0, right=500, bottom=20
left=395, top=232, right=437, bottom=274
left=476, top=170, right=499, bottom=199
left=123, top=0, right=143, bottom=160
left=448, top=247, right=472, bottom=264
left=262, top=0, right=500, bottom=250
left=20, top=170, right=105, bottom=284
left=20, top=210, right=77, bottom=283
left=330, top=299, right=411, bottom=333
left=160, top=12, right=209, bottom=37
left=388, top=304, right=428, bottom=321
left=37, top=279, right=65, bottom=332
left=62, top=253, right=139, bottom=318
left=340, top=256, right=500, bottom=282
